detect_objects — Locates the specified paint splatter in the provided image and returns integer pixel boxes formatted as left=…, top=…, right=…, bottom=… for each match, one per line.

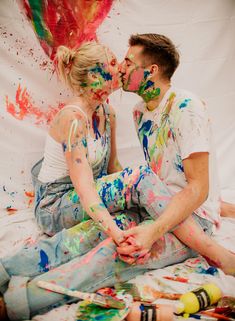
left=92, top=111, right=101, bottom=139
left=39, top=249, right=50, bottom=272
left=174, top=154, right=184, bottom=173
left=125, top=67, right=145, bottom=92
left=76, top=300, right=129, bottom=321
left=6, top=207, right=18, bottom=215
left=179, top=98, right=191, bottom=109
left=89, top=203, right=106, bottom=213
left=138, top=120, right=153, bottom=161
left=5, top=84, right=64, bottom=125
left=25, top=190, right=35, bottom=207
left=18, top=0, right=114, bottom=59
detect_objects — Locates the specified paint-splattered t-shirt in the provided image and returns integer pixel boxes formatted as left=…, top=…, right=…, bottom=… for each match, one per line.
left=133, top=87, right=221, bottom=226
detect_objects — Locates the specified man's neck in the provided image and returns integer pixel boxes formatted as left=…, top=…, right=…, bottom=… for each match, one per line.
left=145, top=81, right=171, bottom=111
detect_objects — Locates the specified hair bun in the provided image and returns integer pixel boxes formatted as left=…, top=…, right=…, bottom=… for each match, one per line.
left=57, top=46, right=75, bottom=67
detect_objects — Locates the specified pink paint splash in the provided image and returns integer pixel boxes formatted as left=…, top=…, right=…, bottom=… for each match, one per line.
left=127, top=68, right=145, bottom=91
left=18, top=0, right=114, bottom=59
left=5, top=84, right=64, bottom=125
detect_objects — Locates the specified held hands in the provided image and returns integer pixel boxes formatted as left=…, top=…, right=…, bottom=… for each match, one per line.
left=116, top=223, right=158, bottom=265
left=110, top=227, right=126, bottom=246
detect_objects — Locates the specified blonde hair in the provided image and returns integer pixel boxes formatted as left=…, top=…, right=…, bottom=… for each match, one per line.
left=56, top=42, right=108, bottom=93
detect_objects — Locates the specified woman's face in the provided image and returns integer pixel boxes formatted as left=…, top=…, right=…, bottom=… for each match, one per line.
left=105, top=48, right=122, bottom=91
left=87, top=48, right=121, bottom=101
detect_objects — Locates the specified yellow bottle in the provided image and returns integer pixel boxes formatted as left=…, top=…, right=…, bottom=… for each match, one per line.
left=180, top=283, right=222, bottom=314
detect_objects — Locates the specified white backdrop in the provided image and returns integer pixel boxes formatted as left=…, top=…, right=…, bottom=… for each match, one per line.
left=0, top=0, right=235, bottom=212
left=0, top=1, right=235, bottom=319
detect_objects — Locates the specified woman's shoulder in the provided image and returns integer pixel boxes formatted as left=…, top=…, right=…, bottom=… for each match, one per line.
left=53, top=104, right=87, bottom=125
left=50, top=104, right=87, bottom=140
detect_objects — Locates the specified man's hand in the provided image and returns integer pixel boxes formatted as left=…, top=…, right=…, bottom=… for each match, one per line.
left=116, top=223, right=157, bottom=264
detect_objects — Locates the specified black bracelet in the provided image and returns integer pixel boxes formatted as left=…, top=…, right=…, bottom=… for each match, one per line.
left=140, top=303, right=157, bottom=321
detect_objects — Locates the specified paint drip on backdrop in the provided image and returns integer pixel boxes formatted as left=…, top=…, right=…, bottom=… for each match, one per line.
left=17, top=0, right=114, bottom=59
left=5, top=83, right=65, bottom=125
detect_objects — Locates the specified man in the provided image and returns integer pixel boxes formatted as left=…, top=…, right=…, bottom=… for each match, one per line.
left=118, top=33, right=235, bottom=274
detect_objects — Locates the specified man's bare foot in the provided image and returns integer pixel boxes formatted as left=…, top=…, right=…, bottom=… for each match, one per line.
left=220, top=201, right=235, bottom=218
left=0, top=296, right=8, bottom=320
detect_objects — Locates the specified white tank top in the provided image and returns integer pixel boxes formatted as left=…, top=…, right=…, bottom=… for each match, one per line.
left=38, top=105, right=108, bottom=183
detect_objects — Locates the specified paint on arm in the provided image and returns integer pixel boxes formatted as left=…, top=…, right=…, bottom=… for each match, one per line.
left=60, top=111, right=89, bottom=171
left=60, top=109, right=121, bottom=242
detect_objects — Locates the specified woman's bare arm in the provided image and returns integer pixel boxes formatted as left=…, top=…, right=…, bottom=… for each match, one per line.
left=58, top=108, right=123, bottom=243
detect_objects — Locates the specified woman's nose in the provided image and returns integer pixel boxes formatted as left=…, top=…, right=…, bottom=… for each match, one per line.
left=118, top=61, right=125, bottom=74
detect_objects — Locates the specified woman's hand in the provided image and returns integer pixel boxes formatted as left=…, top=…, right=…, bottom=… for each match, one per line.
left=111, top=228, right=126, bottom=246
left=116, top=223, right=158, bottom=264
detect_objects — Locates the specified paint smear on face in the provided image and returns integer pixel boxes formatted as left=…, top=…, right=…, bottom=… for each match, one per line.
left=19, top=0, right=114, bottom=59
left=126, top=67, right=145, bottom=91
left=5, top=84, right=64, bottom=125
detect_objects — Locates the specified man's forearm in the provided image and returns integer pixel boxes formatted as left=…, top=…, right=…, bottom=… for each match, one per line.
left=152, top=183, right=207, bottom=237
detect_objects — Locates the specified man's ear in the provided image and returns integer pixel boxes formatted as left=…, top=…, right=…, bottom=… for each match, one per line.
left=149, top=64, right=159, bottom=76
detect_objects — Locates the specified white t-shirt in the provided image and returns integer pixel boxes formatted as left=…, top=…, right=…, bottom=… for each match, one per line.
left=133, top=87, right=221, bottom=226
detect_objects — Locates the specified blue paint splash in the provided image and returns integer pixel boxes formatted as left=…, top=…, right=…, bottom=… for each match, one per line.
left=143, top=70, right=151, bottom=79
left=38, top=249, right=49, bottom=272
left=138, top=120, right=153, bottom=162
left=179, top=98, right=191, bottom=109
left=62, top=141, right=67, bottom=152
left=113, top=213, right=126, bottom=230
left=197, top=266, right=218, bottom=275
left=174, top=154, right=184, bottom=172
left=90, top=64, right=112, bottom=81
left=82, top=137, right=87, bottom=148
left=92, top=112, right=101, bottom=139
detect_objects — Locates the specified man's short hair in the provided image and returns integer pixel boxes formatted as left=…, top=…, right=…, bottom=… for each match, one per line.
left=129, top=33, right=180, bottom=80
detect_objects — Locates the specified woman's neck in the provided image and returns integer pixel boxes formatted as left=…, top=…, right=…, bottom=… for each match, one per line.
left=68, top=95, right=104, bottom=116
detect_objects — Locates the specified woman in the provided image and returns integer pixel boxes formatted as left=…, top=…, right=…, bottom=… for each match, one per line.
left=34, top=42, right=124, bottom=240
left=0, top=42, right=233, bottom=320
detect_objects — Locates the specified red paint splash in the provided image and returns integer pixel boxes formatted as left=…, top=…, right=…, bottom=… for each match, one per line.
left=5, top=84, right=64, bottom=125
left=203, top=256, right=222, bottom=269
left=25, top=191, right=35, bottom=207
left=18, top=0, right=114, bottom=59
left=25, top=191, right=35, bottom=198
left=6, top=207, right=18, bottom=215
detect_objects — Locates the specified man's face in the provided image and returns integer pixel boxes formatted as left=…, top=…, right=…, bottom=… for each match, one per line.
left=120, top=45, right=147, bottom=92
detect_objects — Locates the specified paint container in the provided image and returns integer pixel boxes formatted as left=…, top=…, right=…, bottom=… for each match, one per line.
left=126, top=302, right=175, bottom=321
left=180, top=283, right=222, bottom=314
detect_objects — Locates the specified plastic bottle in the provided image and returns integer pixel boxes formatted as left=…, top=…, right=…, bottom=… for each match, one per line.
left=179, top=283, right=222, bottom=314
left=126, top=301, right=175, bottom=321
